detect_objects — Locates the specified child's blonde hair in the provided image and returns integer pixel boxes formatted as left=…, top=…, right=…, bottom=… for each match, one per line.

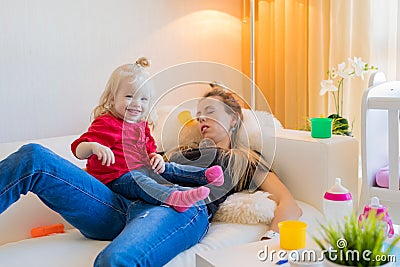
left=92, top=57, right=155, bottom=124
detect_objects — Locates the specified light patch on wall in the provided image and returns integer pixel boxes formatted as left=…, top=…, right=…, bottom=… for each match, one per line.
left=148, top=10, right=242, bottom=70
left=0, top=1, right=243, bottom=143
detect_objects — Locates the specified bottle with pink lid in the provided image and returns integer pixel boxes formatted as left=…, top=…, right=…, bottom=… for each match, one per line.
left=359, top=197, right=394, bottom=238
left=323, top=178, right=354, bottom=225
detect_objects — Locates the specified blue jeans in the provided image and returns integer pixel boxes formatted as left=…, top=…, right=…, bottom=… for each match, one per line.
left=107, top=162, right=208, bottom=204
left=0, top=144, right=209, bottom=267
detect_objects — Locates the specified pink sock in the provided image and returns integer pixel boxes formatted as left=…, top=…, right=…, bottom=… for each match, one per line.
left=166, top=187, right=210, bottom=212
left=205, top=165, right=224, bottom=186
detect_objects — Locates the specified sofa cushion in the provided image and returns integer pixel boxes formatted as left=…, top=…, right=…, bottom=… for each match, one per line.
left=0, top=201, right=322, bottom=267
left=0, top=223, right=267, bottom=267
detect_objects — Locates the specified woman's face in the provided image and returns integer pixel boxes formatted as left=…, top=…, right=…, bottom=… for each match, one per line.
left=196, top=96, right=237, bottom=148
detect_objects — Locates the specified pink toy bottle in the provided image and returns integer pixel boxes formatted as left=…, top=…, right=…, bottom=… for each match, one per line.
left=323, top=178, right=353, bottom=225
left=359, top=197, right=394, bottom=238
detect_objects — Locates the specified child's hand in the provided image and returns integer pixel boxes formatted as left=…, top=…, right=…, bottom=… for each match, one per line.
left=91, top=142, right=115, bottom=166
left=149, top=153, right=165, bottom=174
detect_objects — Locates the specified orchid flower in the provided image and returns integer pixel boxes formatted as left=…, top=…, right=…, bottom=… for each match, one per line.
left=320, top=79, right=338, bottom=96
left=349, top=57, right=367, bottom=80
left=320, top=56, right=377, bottom=127
left=337, top=62, right=353, bottom=79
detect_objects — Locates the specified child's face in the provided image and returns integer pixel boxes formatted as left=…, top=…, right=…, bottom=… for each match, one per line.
left=112, top=78, right=150, bottom=123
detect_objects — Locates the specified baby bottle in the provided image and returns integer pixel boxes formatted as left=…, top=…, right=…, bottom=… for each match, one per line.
left=359, top=197, right=394, bottom=238
left=323, top=178, right=353, bottom=225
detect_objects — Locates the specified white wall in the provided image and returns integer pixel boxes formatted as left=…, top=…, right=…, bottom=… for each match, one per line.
left=0, top=0, right=243, bottom=143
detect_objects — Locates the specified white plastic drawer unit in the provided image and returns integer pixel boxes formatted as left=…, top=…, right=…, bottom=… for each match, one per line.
left=360, top=72, right=400, bottom=224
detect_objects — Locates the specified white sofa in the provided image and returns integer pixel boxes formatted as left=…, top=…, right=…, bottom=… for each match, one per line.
left=0, top=126, right=359, bottom=266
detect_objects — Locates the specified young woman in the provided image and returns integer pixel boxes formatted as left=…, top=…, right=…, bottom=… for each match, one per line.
left=0, top=75, right=301, bottom=267
left=166, top=85, right=302, bottom=233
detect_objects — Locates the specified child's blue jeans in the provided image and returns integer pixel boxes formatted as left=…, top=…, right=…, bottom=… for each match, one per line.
left=107, top=162, right=209, bottom=204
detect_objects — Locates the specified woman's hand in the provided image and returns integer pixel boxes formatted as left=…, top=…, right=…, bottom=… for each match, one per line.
left=76, top=142, right=115, bottom=166
left=149, top=153, right=165, bottom=174
left=257, top=171, right=303, bottom=232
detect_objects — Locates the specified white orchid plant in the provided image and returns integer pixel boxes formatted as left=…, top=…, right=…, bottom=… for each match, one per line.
left=319, top=57, right=377, bottom=136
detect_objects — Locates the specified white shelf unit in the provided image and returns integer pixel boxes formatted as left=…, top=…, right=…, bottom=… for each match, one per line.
left=361, top=72, right=400, bottom=224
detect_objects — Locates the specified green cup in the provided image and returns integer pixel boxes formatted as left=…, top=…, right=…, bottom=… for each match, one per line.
left=310, top=118, right=332, bottom=138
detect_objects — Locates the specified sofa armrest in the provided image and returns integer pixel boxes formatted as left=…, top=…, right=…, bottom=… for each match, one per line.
left=272, top=129, right=359, bottom=213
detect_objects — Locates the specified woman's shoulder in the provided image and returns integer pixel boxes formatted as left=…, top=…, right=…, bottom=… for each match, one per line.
left=171, top=146, right=260, bottom=161
left=168, top=146, right=225, bottom=168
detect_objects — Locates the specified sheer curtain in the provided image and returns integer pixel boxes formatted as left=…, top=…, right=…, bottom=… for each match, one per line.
left=330, top=0, right=399, bottom=139
left=243, top=0, right=330, bottom=130
left=243, top=0, right=400, bottom=141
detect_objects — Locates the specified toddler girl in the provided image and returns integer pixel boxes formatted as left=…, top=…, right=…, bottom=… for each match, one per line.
left=71, top=57, right=224, bottom=212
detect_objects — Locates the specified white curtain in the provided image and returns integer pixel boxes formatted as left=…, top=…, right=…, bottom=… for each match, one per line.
left=329, top=0, right=400, bottom=140
left=248, top=0, right=400, bottom=138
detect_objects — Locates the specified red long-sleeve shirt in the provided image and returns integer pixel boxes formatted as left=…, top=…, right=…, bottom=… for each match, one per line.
left=71, top=114, right=157, bottom=184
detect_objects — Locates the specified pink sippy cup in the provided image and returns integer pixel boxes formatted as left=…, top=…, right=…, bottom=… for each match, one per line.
left=359, top=197, right=394, bottom=238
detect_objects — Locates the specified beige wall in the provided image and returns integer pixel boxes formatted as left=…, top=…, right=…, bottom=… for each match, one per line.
left=0, top=0, right=242, bottom=142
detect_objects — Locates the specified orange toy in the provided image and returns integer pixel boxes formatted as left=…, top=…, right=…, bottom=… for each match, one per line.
left=30, top=223, right=65, bottom=238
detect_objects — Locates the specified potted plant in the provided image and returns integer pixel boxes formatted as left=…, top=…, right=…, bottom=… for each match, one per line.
left=319, top=57, right=378, bottom=136
left=313, top=211, right=400, bottom=266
